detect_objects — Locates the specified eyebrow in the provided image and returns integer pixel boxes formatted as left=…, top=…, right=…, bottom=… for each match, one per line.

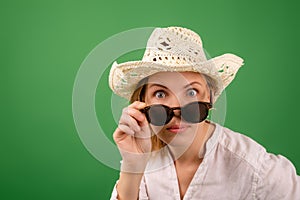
left=147, top=83, right=168, bottom=90
left=183, top=82, right=203, bottom=89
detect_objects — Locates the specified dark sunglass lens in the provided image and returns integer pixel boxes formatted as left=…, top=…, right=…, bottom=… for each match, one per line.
left=181, top=102, right=208, bottom=123
left=147, top=105, right=169, bottom=126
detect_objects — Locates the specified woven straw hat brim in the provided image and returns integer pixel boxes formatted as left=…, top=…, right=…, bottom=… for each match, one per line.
left=109, top=53, right=244, bottom=101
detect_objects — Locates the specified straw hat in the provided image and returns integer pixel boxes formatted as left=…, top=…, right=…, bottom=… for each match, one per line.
left=109, top=26, right=244, bottom=102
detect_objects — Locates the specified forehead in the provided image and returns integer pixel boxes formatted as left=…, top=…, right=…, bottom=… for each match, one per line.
left=147, top=71, right=206, bottom=87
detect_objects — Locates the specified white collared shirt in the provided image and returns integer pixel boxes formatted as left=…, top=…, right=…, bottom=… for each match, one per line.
left=110, top=123, right=300, bottom=199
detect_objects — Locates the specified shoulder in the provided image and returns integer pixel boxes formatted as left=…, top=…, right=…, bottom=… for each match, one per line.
left=210, top=124, right=300, bottom=198
left=215, top=124, right=266, bottom=170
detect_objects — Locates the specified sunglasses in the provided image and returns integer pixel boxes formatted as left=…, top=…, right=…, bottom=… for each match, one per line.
left=140, top=101, right=212, bottom=126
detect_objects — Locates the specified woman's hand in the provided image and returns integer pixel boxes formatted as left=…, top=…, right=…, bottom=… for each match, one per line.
left=113, top=101, right=152, bottom=173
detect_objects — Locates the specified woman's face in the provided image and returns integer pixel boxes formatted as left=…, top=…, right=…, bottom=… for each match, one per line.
left=144, top=71, right=210, bottom=146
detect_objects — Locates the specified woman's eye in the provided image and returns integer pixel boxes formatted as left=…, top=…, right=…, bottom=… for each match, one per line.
left=155, top=91, right=166, bottom=99
left=186, top=89, right=198, bottom=97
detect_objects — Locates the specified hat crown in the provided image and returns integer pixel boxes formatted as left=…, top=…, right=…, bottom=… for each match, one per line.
left=142, top=27, right=207, bottom=65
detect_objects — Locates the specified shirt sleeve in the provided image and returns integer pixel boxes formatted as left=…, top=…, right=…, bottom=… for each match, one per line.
left=110, top=180, right=119, bottom=200
left=110, top=176, right=149, bottom=200
left=255, top=152, right=300, bottom=199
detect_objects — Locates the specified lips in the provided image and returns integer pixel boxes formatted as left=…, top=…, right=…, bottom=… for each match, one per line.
left=166, top=125, right=188, bottom=133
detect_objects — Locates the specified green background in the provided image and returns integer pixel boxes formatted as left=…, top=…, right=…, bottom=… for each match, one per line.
left=1, top=0, right=300, bottom=199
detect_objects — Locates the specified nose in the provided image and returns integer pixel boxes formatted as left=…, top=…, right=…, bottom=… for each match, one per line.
left=167, top=108, right=182, bottom=125
left=164, top=95, right=186, bottom=119
left=166, top=97, right=184, bottom=117
left=172, top=109, right=181, bottom=118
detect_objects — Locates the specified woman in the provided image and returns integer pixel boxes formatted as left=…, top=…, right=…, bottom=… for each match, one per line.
left=109, top=27, right=300, bottom=199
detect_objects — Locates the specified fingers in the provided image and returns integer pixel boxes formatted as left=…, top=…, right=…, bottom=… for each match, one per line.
left=118, top=101, right=148, bottom=136
left=129, top=101, right=149, bottom=128
left=128, top=101, right=147, bottom=122
left=117, top=124, right=135, bottom=136
left=119, top=111, right=141, bottom=133
left=128, top=101, right=147, bottom=109
left=113, top=101, right=152, bottom=160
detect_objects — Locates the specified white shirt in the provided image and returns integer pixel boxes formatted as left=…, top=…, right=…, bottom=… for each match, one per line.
left=110, top=123, right=300, bottom=199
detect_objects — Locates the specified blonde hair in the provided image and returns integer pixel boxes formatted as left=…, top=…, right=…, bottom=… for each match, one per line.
left=129, top=73, right=216, bottom=151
